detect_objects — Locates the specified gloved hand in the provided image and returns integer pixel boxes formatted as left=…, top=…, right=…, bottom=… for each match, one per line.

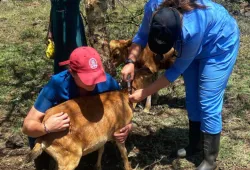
left=46, top=39, right=55, bottom=59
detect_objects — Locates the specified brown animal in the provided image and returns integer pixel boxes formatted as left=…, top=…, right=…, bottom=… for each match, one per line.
left=109, top=39, right=175, bottom=112
left=109, top=39, right=175, bottom=73
left=26, top=90, right=133, bottom=170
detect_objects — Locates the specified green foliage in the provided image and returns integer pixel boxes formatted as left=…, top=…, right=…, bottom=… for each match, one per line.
left=0, top=1, right=52, bottom=126
left=105, top=0, right=145, bottom=40
left=20, top=28, right=41, bottom=40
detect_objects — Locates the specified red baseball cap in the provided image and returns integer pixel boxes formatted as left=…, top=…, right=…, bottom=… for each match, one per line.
left=59, top=47, right=106, bottom=85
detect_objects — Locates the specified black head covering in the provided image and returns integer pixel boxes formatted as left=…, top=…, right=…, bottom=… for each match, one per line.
left=148, top=7, right=182, bottom=55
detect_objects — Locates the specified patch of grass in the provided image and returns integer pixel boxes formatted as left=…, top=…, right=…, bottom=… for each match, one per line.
left=220, top=136, right=250, bottom=169
left=0, top=1, right=52, bottom=132
left=20, top=28, right=41, bottom=40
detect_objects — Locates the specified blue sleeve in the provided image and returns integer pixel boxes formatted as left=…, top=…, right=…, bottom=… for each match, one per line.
left=132, top=0, right=163, bottom=47
left=34, top=77, right=58, bottom=113
left=165, top=17, right=204, bottom=82
left=92, top=73, right=120, bottom=95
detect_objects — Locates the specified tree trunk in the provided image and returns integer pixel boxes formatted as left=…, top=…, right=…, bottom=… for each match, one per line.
left=85, top=0, right=116, bottom=76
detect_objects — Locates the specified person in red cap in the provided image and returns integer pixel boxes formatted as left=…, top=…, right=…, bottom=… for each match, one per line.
left=22, top=46, right=132, bottom=169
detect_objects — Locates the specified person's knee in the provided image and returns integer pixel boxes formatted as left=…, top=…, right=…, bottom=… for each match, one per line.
left=200, top=113, right=222, bottom=134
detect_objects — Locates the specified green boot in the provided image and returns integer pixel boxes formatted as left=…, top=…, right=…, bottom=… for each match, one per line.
left=196, top=132, right=221, bottom=170
left=177, top=120, right=202, bottom=158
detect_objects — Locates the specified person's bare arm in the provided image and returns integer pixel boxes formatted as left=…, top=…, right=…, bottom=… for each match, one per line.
left=47, top=8, right=53, bottom=40
left=113, top=123, right=133, bottom=143
left=22, top=106, right=70, bottom=138
left=128, top=43, right=141, bottom=62
left=129, top=75, right=171, bottom=103
left=121, top=43, right=142, bottom=81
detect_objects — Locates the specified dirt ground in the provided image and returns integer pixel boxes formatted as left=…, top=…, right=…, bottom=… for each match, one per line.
left=1, top=101, right=249, bottom=170
left=0, top=104, right=194, bottom=170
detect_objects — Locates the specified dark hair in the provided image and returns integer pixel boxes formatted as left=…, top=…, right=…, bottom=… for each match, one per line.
left=159, top=0, right=206, bottom=14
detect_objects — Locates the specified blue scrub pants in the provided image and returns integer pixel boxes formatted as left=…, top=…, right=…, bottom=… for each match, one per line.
left=183, top=42, right=240, bottom=134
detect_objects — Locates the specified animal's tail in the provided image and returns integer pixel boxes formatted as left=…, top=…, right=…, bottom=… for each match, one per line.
left=26, top=139, right=43, bottom=162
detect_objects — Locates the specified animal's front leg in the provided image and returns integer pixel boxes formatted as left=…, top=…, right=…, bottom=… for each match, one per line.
left=95, top=146, right=104, bottom=170
left=47, top=146, right=81, bottom=170
left=143, top=95, right=151, bottom=113
left=115, top=141, right=132, bottom=170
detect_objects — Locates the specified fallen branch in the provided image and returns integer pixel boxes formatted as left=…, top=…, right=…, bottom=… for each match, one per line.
left=142, top=155, right=166, bottom=169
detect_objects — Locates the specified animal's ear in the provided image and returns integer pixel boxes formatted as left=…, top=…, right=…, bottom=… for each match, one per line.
left=123, top=39, right=132, bottom=47
left=109, top=40, right=119, bottom=50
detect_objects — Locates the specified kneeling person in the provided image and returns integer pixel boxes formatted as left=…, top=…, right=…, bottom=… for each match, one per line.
left=22, top=46, right=132, bottom=169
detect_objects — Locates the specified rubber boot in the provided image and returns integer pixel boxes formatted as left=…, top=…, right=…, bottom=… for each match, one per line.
left=177, top=120, right=202, bottom=158
left=196, top=132, right=221, bottom=170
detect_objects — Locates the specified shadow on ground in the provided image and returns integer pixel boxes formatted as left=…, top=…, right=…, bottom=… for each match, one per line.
left=35, top=126, right=200, bottom=170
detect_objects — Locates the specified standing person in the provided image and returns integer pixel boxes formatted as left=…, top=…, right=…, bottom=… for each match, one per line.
left=121, top=0, right=240, bottom=169
left=47, top=0, right=87, bottom=74
left=23, top=46, right=132, bottom=170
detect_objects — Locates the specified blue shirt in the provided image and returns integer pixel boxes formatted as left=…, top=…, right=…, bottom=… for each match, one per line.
left=34, top=70, right=120, bottom=113
left=133, top=0, right=240, bottom=82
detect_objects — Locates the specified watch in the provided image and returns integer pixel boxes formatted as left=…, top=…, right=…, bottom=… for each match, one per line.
left=125, top=58, right=135, bottom=65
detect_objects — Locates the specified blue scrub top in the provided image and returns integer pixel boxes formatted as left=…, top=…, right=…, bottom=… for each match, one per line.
left=133, top=0, right=240, bottom=82
left=34, top=70, right=120, bottom=113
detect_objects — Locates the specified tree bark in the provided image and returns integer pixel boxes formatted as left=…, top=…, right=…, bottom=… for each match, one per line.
left=85, top=0, right=116, bottom=76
